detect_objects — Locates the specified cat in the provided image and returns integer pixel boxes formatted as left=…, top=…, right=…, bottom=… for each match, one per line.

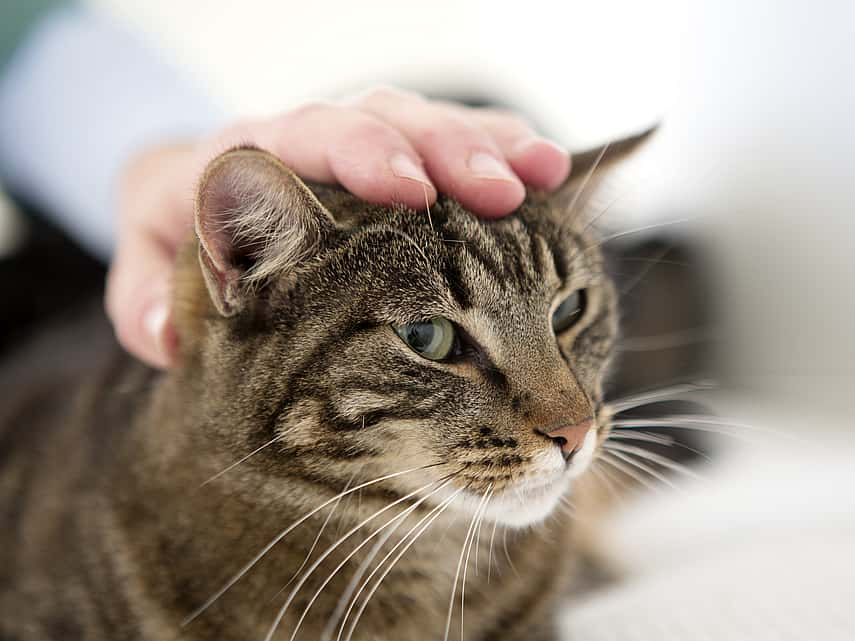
left=1, top=133, right=651, bottom=641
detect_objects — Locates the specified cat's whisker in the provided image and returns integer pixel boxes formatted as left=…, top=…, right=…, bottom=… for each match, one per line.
left=606, top=430, right=712, bottom=461
left=611, top=415, right=798, bottom=444
left=473, top=492, right=489, bottom=577
left=288, top=477, right=455, bottom=641
left=584, top=217, right=696, bottom=254
left=602, top=442, right=705, bottom=481
left=487, top=518, right=499, bottom=584
left=338, top=488, right=465, bottom=641
left=598, top=452, right=660, bottom=493
left=603, top=449, right=678, bottom=490
left=579, top=183, right=631, bottom=236
left=607, top=381, right=717, bottom=413
left=502, top=527, right=519, bottom=577
left=590, top=458, right=626, bottom=505
left=422, top=181, right=434, bottom=232
left=589, top=461, right=626, bottom=504
left=181, top=463, right=438, bottom=628
left=266, top=475, right=355, bottom=604
left=462, top=488, right=493, bottom=640
left=608, top=430, right=676, bottom=447
left=445, top=488, right=492, bottom=641
left=265, top=476, right=448, bottom=641
left=617, top=243, right=677, bottom=298
left=616, top=327, right=715, bottom=352
left=199, top=435, right=283, bottom=487
left=567, top=143, right=609, bottom=218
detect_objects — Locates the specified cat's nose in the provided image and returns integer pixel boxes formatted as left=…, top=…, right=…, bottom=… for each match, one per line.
left=545, top=418, right=594, bottom=461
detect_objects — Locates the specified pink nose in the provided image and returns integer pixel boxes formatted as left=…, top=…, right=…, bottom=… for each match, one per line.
left=546, top=419, right=594, bottom=461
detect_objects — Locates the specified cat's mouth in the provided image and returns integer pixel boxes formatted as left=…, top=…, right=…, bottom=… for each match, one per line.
left=447, top=427, right=600, bottom=528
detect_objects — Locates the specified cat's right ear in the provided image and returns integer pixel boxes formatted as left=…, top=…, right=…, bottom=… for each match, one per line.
left=194, top=147, right=337, bottom=316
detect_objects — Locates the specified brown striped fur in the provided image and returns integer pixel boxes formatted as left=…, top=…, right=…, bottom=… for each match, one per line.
left=0, top=135, right=648, bottom=641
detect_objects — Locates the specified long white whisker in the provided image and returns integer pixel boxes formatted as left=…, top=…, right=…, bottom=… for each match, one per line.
left=473, top=493, right=490, bottom=578
left=339, top=488, right=464, bottom=641
left=567, top=144, right=609, bottom=217
left=617, top=243, right=675, bottom=297
left=605, top=449, right=678, bottom=489
left=289, top=478, right=453, bottom=641
left=267, top=475, right=354, bottom=604
left=461, top=488, right=493, bottom=641
left=616, top=327, right=715, bottom=352
left=487, top=518, right=499, bottom=583
left=598, top=452, right=660, bottom=493
left=444, top=490, right=491, bottom=641
left=607, top=431, right=712, bottom=461
left=182, top=464, right=434, bottom=627
left=502, top=527, right=519, bottom=577
left=264, top=477, right=443, bottom=641
left=586, top=217, right=694, bottom=252
left=603, top=442, right=705, bottom=480
left=589, top=462, right=625, bottom=503
left=608, top=430, right=675, bottom=447
left=200, top=435, right=282, bottom=487
left=608, top=381, right=715, bottom=413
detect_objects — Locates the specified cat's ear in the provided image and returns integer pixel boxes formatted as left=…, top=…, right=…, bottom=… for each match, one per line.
left=555, top=126, right=657, bottom=211
left=195, top=147, right=336, bottom=316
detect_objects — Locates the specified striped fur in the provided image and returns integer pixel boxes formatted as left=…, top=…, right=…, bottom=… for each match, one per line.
left=0, top=139, right=646, bottom=641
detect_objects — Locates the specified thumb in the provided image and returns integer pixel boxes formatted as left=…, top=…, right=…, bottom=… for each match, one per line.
left=105, top=226, right=178, bottom=369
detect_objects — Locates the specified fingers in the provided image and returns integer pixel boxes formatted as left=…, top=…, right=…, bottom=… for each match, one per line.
left=106, top=144, right=193, bottom=369
left=105, top=223, right=176, bottom=369
left=212, top=103, right=438, bottom=211
left=351, top=89, right=526, bottom=217
left=210, top=88, right=570, bottom=218
left=466, top=108, right=571, bottom=192
left=106, top=91, right=571, bottom=370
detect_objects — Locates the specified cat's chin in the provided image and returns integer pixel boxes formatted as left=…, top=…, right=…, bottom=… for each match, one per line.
left=448, top=430, right=599, bottom=529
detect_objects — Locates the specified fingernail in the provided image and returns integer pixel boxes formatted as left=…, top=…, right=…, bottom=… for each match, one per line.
left=389, top=153, right=432, bottom=186
left=512, top=136, right=569, bottom=158
left=467, top=152, right=516, bottom=181
left=143, top=300, right=169, bottom=351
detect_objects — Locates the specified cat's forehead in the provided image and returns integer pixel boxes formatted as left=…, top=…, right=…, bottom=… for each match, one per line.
left=310, top=188, right=605, bottom=321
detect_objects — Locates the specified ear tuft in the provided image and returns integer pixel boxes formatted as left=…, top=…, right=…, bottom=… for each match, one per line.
left=569, top=125, right=658, bottom=177
left=195, top=147, right=336, bottom=316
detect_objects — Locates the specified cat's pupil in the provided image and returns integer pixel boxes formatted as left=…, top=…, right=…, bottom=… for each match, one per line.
left=405, top=324, right=436, bottom=352
left=552, top=290, right=586, bottom=333
left=394, top=317, right=457, bottom=360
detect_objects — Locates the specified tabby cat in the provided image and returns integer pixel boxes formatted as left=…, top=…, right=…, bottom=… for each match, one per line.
left=1, top=133, right=649, bottom=641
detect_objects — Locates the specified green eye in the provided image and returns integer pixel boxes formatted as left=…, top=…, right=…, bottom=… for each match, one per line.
left=552, top=290, right=586, bottom=333
left=393, top=317, right=457, bottom=361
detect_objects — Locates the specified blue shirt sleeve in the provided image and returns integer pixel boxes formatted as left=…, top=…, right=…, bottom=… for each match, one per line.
left=0, top=5, right=226, bottom=259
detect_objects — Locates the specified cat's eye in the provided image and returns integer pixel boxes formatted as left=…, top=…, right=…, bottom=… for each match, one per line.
left=552, top=290, right=587, bottom=333
left=393, top=317, right=457, bottom=361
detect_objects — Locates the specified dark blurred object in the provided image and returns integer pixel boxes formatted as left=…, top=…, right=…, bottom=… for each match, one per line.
left=0, top=198, right=106, bottom=359
left=604, top=237, right=715, bottom=463
left=607, top=237, right=712, bottom=393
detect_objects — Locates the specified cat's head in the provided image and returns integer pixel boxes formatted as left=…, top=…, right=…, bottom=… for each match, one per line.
left=175, top=134, right=648, bottom=527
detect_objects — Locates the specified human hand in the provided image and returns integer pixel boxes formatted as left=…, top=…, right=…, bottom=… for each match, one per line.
left=106, top=88, right=571, bottom=369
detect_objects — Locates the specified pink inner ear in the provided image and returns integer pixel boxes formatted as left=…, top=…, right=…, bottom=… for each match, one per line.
left=196, top=175, right=243, bottom=274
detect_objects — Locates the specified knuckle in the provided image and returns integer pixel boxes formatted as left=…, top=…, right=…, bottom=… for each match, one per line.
left=353, top=85, right=422, bottom=108
left=285, top=100, right=339, bottom=122
left=414, top=113, right=487, bottom=148
left=478, top=109, right=534, bottom=134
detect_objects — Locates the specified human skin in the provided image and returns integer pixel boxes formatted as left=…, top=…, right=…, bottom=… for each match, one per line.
left=105, top=88, right=571, bottom=368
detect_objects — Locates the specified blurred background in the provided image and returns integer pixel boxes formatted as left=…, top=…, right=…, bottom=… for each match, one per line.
left=1, top=0, right=853, bottom=638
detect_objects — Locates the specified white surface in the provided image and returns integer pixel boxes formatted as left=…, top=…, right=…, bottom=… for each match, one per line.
left=563, top=410, right=855, bottom=639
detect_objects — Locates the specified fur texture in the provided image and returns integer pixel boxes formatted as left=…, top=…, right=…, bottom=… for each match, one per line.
left=0, top=138, right=646, bottom=641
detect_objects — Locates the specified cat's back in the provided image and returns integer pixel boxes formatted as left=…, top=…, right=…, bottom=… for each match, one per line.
left=0, top=303, right=153, bottom=639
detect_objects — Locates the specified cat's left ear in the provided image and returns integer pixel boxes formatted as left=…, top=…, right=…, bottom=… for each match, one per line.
left=554, top=125, right=658, bottom=212
left=194, top=147, right=337, bottom=316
